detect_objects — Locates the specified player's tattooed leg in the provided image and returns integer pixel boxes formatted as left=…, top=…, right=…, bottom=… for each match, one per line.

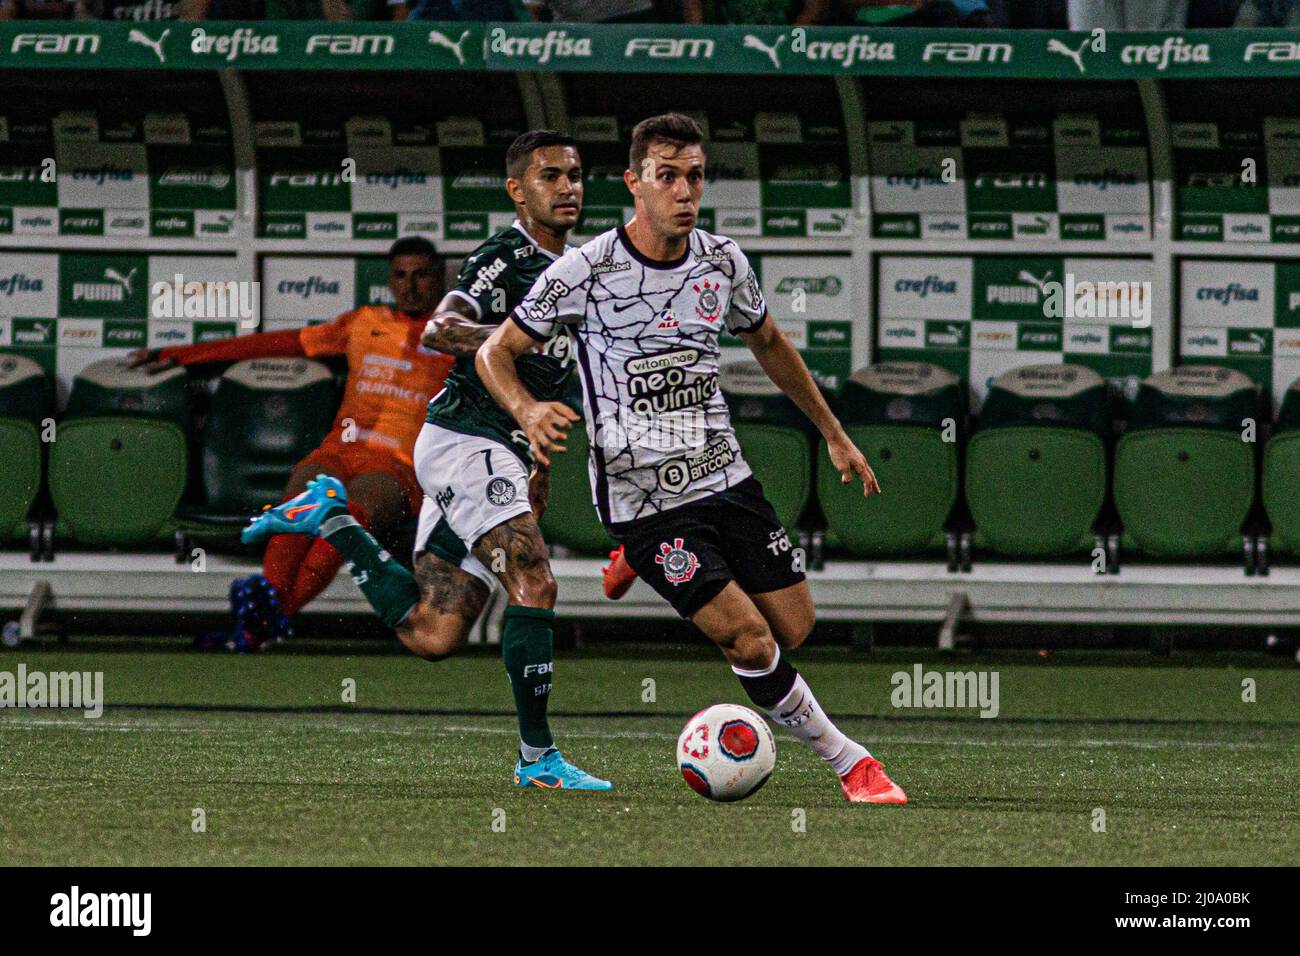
left=472, top=513, right=557, bottom=610
left=396, top=551, right=490, bottom=661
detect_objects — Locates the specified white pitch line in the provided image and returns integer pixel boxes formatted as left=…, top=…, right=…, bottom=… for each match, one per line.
left=0, top=715, right=1284, bottom=751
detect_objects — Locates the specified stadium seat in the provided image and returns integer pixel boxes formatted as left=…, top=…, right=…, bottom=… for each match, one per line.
left=178, top=358, right=337, bottom=538
left=722, top=361, right=813, bottom=532
left=540, top=380, right=614, bottom=555
left=49, top=359, right=191, bottom=547
left=966, top=364, right=1110, bottom=557
left=819, top=362, right=964, bottom=555
left=1113, top=366, right=1258, bottom=558
left=1261, top=375, right=1300, bottom=554
left=0, top=354, right=51, bottom=541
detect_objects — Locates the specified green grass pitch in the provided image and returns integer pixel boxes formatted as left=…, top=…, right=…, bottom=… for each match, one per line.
left=1, top=641, right=1296, bottom=866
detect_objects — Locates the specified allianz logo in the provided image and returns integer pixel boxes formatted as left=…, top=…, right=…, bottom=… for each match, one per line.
left=894, top=275, right=957, bottom=298
left=158, top=167, right=231, bottom=190
left=885, top=170, right=948, bottom=189
left=776, top=276, right=843, bottom=297
left=1073, top=169, right=1137, bottom=190
left=362, top=168, right=431, bottom=189
left=1195, top=283, right=1259, bottom=305
left=71, top=164, right=135, bottom=185
left=276, top=276, right=340, bottom=299
left=0, top=273, right=44, bottom=296
left=72, top=267, right=137, bottom=303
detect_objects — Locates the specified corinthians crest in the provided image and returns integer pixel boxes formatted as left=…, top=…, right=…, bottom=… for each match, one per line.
left=693, top=279, right=722, bottom=323
left=655, top=537, right=699, bottom=585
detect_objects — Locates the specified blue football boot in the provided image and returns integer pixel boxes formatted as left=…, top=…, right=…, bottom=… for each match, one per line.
left=514, top=750, right=614, bottom=791
left=196, top=574, right=291, bottom=653
left=241, top=474, right=347, bottom=545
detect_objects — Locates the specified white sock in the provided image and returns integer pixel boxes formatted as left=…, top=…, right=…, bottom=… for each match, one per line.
left=768, top=674, right=869, bottom=776
left=519, top=739, right=552, bottom=764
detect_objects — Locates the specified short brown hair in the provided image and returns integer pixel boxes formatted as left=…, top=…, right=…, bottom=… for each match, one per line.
left=506, top=129, right=578, bottom=181
left=628, top=113, right=704, bottom=175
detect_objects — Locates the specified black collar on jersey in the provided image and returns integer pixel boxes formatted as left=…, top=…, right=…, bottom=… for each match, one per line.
left=617, top=224, right=690, bottom=271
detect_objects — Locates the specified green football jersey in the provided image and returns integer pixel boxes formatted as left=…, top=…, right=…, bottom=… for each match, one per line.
left=425, top=222, right=576, bottom=463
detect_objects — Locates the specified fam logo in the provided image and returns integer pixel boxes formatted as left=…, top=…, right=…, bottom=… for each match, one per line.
left=11, top=33, right=100, bottom=55
left=625, top=37, right=714, bottom=60
left=485, top=476, right=516, bottom=507
left=693, top=279, right=721, bottom=322
left=306, top=35, right=394, bottom=56
left=654, top=537, right=698, bottom=586
left=921, top=42, right=1012, bottom=63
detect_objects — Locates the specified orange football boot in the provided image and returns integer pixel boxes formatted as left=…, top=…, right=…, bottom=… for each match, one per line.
left=839, top=756, right=908, bottom=804
left=601, top=546, right=638, bottom=600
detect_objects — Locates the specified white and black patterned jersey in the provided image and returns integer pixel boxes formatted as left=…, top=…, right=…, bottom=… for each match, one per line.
left=512, top=224, right=768, bottom=527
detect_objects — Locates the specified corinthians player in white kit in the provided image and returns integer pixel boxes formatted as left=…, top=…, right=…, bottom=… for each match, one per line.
left=478, top=114, right=907, bottom=804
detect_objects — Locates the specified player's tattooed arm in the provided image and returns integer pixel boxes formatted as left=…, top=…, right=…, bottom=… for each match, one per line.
left=421, top=295, right=497, bottom=357
left=740, top=316, right=881, bottom=496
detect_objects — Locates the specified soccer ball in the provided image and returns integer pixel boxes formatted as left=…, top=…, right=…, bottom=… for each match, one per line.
left=676, top=703, right=776, bottom=802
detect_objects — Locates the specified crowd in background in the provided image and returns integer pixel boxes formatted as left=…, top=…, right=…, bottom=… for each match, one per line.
left=0, top=0, right=1295, bottom=34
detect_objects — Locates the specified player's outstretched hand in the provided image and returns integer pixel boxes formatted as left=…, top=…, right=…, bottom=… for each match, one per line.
left=828, top=432, right=881, bottom=497
left=521, top=401, right=579, bottom=467
left=125, top=348, right=176, bottom=375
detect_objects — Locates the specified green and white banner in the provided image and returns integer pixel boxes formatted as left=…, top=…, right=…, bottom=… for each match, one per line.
left=1179, top=258, right=1300, bottom=407
left=572, top=111, right=851, bottom=240
left=869, top=113, right=1150, bottom=242
left=262, top=251, right=854, bottom=390
left=2, top=24, right=1300, bottom=79
left=260, top=254, right=398, bottom=328
left=0, top=251, right=239, bottom=401
left=0, top=106, right=236, bottom=239
left=255, top=115, right=522, bottom=242
left=1174, top=118, right=1300, bottom=243
left=877, top=253, right=1153, bottom=406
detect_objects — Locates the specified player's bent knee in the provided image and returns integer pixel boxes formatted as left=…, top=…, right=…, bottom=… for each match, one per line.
left=397, top=609, right=468, bottom=661
left=716, top=617, right=776, bottom=670
left=512, top=570, right=557, bottom=609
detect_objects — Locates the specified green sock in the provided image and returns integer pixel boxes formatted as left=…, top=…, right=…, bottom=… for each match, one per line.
left=319, top=508, right=419, bottom=630
left=501, top=605, right=556, bottom=760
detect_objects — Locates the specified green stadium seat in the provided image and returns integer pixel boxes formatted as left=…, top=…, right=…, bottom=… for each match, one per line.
left=722, top=361, right=813, bottom=532
left=819, top=362, right=964, bottom=556
left=1114, top=366, right=1258, bottom=558
left=1261, top=376, right=1300, bottom=554
left=966, top=364, right=1110, bottom=557
left=0, top=355, right=51, bottom=541
left=178, top=358, right=337, bottom=536
left=49, top=359, right=190, bottom=547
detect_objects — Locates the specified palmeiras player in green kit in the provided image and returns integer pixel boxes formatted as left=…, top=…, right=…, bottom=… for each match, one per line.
left=244, top=131, right=612, bottom=791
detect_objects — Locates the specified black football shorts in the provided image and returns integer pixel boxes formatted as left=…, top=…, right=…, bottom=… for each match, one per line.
left=610, top=476, right=806, bottom=619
